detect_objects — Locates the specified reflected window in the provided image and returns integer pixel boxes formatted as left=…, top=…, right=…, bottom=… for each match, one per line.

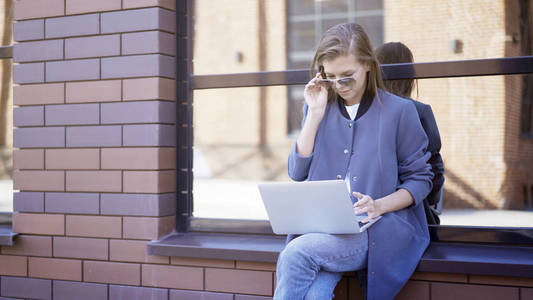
left=0, top=0, right=13, bottom=213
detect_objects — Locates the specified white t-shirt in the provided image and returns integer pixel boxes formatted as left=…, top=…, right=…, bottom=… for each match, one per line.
left=345, top=103, right=360, bottom=120
left=344, top=103, right=360, bottom=194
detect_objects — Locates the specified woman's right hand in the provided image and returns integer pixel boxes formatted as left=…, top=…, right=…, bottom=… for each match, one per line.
left=295, top=73, right=328, bottom=157
left=303, top=73, right=328, bottom=120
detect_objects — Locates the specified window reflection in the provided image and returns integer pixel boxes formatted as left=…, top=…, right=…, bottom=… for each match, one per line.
left=415, top=74, right=533, bottom=227
left=192, top=0, right=533, bottom=227
left=193, top=87, right=291, bottom=220
left=0, top=0, right=13, bottom=213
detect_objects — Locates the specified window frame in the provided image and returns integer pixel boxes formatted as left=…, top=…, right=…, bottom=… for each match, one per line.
left=521, top=74, right=533, bottom=137
left=176, top=0, right=533, bottom=244
left=519, top=0, right=533, bottom=138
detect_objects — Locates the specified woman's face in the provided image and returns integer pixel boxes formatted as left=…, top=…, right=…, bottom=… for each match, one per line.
left=321, top=54, right=369, bottom=105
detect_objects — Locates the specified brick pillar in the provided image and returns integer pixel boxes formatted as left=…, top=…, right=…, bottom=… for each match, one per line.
left=2, top=0, right=177, bottom=298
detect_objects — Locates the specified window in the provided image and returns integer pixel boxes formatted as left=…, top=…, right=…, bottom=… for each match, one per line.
left=178, top=0, right=533, bottom=234
left=414, top=73, right=533, bottom=227
left=191, top=0, right=383, bottom=222
left=0, top=0, right=13, bottom=214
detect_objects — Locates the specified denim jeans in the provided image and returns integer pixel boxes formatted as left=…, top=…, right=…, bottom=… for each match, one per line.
left=274, top=231, right=369, bottom=300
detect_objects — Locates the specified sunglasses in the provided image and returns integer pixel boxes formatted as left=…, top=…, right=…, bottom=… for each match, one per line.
left=318, top=73, right=356, bottom=88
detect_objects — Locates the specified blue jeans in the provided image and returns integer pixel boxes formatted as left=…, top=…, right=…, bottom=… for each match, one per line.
left=274, top=231, right=369, bottom=300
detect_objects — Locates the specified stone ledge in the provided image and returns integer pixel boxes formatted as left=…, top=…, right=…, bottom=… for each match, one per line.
left=147, top=232, right=285, bottom=263
left=148, top=232, right=533, bottom=278
left=419, top=242, right=533, bottom=278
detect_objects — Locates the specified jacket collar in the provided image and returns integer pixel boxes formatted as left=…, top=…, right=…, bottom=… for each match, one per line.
left=337, top=89, right=374, bottom=121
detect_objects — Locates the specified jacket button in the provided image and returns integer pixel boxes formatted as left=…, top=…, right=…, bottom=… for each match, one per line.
left=336, top=175, right=342, bottom=179
left=372, top=242, right=376, bottom=246
left=348, top=123, right=352, bottom=128
left=343, top=149, right=349, bottom=154
left=352, top=176, right=357, bottom=181
left=371, top=271, right=375, bottom=276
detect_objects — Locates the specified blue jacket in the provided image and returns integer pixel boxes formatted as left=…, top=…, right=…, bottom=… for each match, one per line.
left=288, top=89, right=433, bottom=300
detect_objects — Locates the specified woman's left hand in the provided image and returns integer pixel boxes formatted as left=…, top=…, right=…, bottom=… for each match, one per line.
left=353, top=192, right=384, bottom=223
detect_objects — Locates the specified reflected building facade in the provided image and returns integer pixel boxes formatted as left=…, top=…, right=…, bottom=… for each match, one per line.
left=192, top=0, right=533, bottom=217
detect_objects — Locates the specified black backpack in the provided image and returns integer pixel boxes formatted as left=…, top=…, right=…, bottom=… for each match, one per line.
left=424, top=174, right=443, bottom=224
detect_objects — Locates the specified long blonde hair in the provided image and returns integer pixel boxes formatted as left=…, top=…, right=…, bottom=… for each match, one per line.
left=310, top=23, right=384, bottom=102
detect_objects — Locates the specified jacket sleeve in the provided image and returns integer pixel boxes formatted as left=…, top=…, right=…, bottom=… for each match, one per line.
left=396, top=102, right=433, bottom=207
left=419, top=105, right=445, bottom=206
left=288, top=103, right=313, bottom=181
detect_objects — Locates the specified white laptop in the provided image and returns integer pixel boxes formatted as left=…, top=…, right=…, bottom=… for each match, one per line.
left=258, top=180, right=381, bottom=235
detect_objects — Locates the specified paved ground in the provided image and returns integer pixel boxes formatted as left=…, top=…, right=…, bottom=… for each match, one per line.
left=193, top=179, right=533, bottom=227
left=2, top=179, right=532, bottom=227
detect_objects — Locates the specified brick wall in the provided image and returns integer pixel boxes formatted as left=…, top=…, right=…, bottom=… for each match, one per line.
left=336, top=272, right=533, bottom=300
left=3, top=0, right=186, bottom=298
left=392, top=273, right=533, bottom=300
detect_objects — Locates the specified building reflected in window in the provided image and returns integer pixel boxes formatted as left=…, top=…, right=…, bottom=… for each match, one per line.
left=0, top=0, right=13, bottom=213
left=191, top=0, right=533, bottom=228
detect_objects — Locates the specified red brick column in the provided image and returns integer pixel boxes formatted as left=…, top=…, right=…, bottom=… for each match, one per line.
left=3, top=1, right=279, bottom=299
left=3, top=0, right=181, bottom=298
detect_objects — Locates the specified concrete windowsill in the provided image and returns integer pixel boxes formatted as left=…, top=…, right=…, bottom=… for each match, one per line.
left=148, top=232, right=533, bottom=278
left=148, top=232, right=285, bottom=263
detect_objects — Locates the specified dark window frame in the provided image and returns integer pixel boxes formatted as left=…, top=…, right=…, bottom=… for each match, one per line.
left=520, top=0, right=533, bottom=138
left=176, top=1, right=533, bottom=244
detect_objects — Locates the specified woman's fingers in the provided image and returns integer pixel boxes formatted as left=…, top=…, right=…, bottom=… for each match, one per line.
left=306, top=73, right=325, bottom=91
left=353, top=199, right=367, bottom=208
left=353, top=192, right=370, bottom=207
left=354, top=206, right=379, bottom=220
left=354, top=202, right=374, bottom=213
left=305, top=79, right=320, bottom=91
left=304, top=84, right=317, bottom=98
left=303, top=73, right=328, bottom=116
left=354, top=206, right=368, bottom=214
left=352, top=191, right=364, bottom=199
left=308, top=73, right=322, bottom=84
left=304, top=82, right=327, bottom=105
left=352, top=192, right=379, bottom=219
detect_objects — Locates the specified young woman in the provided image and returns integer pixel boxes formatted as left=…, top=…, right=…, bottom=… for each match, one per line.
left=275, top=23, right=433, bottom=300
left=376, top=42, right=445, bottom=225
